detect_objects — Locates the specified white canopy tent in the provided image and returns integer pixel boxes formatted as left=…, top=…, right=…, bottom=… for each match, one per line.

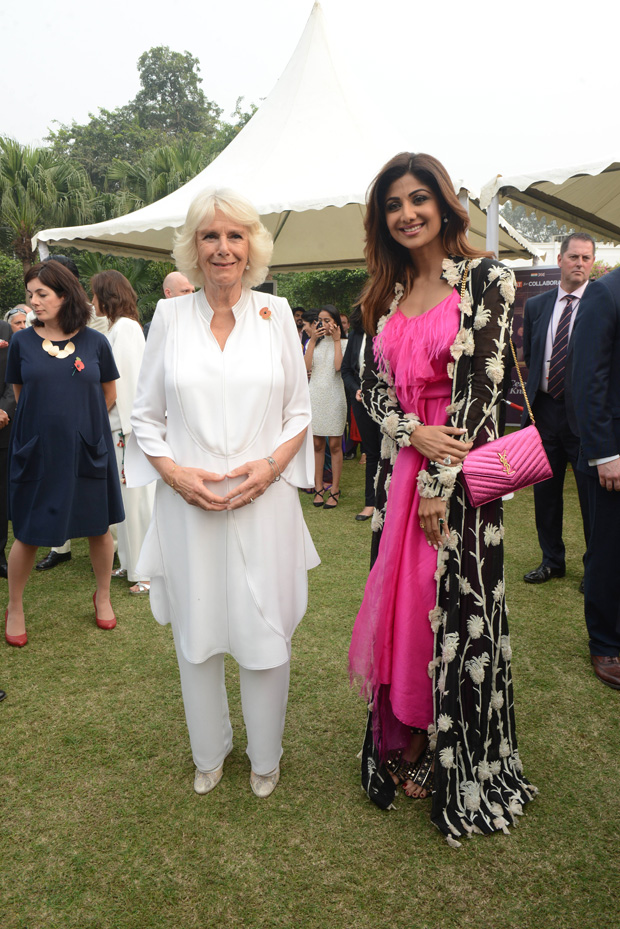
left=34, top=3, right=537, bottom=270
left=480, top=160, right=620, bottom=255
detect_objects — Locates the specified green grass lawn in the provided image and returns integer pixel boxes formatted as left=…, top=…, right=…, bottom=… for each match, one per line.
left=1, top=460, right=619, bottom=929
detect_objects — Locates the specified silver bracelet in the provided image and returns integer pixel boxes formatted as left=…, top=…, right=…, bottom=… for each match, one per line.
left=264, top=456, right=281, bottom=482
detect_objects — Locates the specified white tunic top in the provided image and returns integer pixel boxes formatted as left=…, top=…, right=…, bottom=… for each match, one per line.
left=106, top=316, right=147, bottom=434
left=126, top=288, right=319, bottom=667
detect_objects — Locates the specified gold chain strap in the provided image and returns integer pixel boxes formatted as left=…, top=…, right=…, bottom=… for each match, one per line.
left=509, top=338, right=535, bottom=425
left=459, top=261, right=470, bottom=302
left=460, top=260, right=534, bottom=425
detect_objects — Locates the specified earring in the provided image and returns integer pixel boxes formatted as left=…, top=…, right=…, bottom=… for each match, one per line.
left=245, top=263, right=250, bottom=270
left=442, top=216, right=448, bottom=224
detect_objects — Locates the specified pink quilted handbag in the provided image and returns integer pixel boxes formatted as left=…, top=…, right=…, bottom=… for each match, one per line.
left=461, top=337, right=552, bottom=506
left=461, top=424, right=552, bottom=507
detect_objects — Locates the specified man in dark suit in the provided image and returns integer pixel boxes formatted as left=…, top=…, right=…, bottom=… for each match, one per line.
left=521, top=233, right=595, bottom=585
left=569, top=266, right=620, bottom=689
left=0, top=319, right=16, bottom=577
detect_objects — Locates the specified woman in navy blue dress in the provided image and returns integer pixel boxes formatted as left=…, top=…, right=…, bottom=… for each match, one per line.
left=4, top=262, right=124, bottom=647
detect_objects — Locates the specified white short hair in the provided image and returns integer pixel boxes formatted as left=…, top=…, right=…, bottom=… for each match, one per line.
left=173, top=188, right=273, bottom=289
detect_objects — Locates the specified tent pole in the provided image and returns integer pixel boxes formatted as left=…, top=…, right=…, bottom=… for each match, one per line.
left=486, top=194, right=500, bottom=257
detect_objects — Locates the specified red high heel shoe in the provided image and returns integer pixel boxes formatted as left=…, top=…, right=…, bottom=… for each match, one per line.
left=5, top=608, right=28, bottom=647
left=93, top=592, right=117, bottom=630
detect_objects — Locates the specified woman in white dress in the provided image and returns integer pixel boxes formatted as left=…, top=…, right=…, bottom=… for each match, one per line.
left=91, top=270, right=154, bottom=594
left=304, top=305, right=347, bottom=509
left=126, top=189, right=319, bottom=798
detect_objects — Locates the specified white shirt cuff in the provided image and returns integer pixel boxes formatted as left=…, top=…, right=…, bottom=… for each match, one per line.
left=589, top=455, right=620, bottom=466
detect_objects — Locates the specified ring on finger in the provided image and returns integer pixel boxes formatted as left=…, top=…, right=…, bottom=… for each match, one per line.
left=443, top=456, right=452, bottom=466
left=419, top=520, right=425, bottom=529
left=249, top=497, right=255, bottom=504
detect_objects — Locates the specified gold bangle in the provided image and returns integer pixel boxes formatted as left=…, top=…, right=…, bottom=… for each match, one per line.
left=168, top=463, right=179, bottom=492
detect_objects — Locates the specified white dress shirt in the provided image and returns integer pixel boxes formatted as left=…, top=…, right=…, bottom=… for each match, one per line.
left=540, top=281, right=588, bottom=392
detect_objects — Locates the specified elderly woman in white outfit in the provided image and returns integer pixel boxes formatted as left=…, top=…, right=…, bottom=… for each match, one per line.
left=91, top=270, right=154, bottom=594
left=127, top=189, right=319, bottom=798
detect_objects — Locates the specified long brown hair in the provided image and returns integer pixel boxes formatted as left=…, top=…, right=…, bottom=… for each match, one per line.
left=361, top=152, right=492, bottom=334
left=90, top=270, right=140, bottom=325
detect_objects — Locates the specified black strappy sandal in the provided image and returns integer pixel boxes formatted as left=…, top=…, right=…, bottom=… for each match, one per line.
left=324, top=489, right=341, bottom=509
left=313, top=489, right=325, bottom=508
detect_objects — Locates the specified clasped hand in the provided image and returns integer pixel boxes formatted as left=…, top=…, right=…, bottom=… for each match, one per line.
left=413, top=426, right=472, bottom=549
left=410, top=424, right=472, bottom=464
left=171, top=459, right=274, bottom=511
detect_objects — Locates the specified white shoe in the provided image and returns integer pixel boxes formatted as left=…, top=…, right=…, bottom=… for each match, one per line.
left=250, top=766, right=280, bottom=798
left=194, top=765, right=223, bottom=795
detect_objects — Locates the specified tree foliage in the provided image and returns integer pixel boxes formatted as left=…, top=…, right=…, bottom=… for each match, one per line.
left=74, top=252, right=174, bottom=321
left=0, top=138, right=97, bottom=271
left=0, top=254, right=25, bottom=310
left=273, top=269, right=368, bottom=313
left=45, top=46, right=243, bottom=190
left=500, top=200, right=569, bottom=242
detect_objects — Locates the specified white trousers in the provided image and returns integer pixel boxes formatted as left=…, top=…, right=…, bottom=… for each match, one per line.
left=172, top=623, right=290, bottom=776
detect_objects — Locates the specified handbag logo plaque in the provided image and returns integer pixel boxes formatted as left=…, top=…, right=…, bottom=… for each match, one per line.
left=498, top=450, right=512, bottom=474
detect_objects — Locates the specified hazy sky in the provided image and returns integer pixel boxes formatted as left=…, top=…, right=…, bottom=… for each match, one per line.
left=2, top=0, right=618, bottom=189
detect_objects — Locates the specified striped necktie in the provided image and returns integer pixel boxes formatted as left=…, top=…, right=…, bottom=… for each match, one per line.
left=547, top=295, right=575, bottom=399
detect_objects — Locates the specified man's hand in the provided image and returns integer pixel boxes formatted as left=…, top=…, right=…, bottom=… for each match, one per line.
left=597, top=458, right=620, bottom=491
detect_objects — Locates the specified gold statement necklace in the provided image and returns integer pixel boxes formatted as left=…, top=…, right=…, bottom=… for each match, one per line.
left=41, top=337, right=76, bottom=360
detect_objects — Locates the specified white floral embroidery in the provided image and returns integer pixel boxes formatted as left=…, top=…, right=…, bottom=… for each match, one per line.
left=450, top=328, right=475, bottom=360
left=485, top=356, right=505, bottom=385
left=490, top=760, right=502, bottom=776
left=460, top=780, right=481, bottom=812
left=437, top=467, right=458, bottom=490
left=437, top=670, right=447, bottom=694
left=383, top=413, right=400, bottom=439
left=465, top=652, right=490, bottom=684
left=441, top=258, right=461, bottom=287
left=508, top=797, right=523, bottom=816
left=467, top=615, right=485, bottom=639
left=501, top=635, right=512, bottom=661
left=484, top=523, right=502, bottom=546
left=439, top=746, right=456, bottom=769
left=445, top=529, right=459, bottom=551
left=499, top=738, right=511, bottom=758
left=477, top=760, right=492, bottom=782
left=459, top=577, right=473, bottom=595
left=499, top=276, right=516, bottom=304
left=427, top=656, right=441, bottom=677
left=446, top=362, right=455, bottom=379
left=459, top=291, right=473, bottom=317
left=473, top=301, right=492, bottom=330
left=512, top=752, right=523, bottom=773
left=492, top=580, right=505, bottom=603
left=490, top=689, right=504, bottom=710
left=487, top=266, right=502, bottom=284
left=417, top=470, right=437, bottom=499
left=445, top=398, right=465, bottom=415
left=442, top=632, right=459, bottom=663
left=437, top=713, right=453, bottom=732
left=493, top=816, right=511, bottom=836
left=371, top=509, right=384, bottom=532
left=428, top=606, right=445, bottom=633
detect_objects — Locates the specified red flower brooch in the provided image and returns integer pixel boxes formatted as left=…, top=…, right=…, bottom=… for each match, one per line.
left=259, top=307, right=271, bottom=321
left=72, top=357, right=85, bottom=376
